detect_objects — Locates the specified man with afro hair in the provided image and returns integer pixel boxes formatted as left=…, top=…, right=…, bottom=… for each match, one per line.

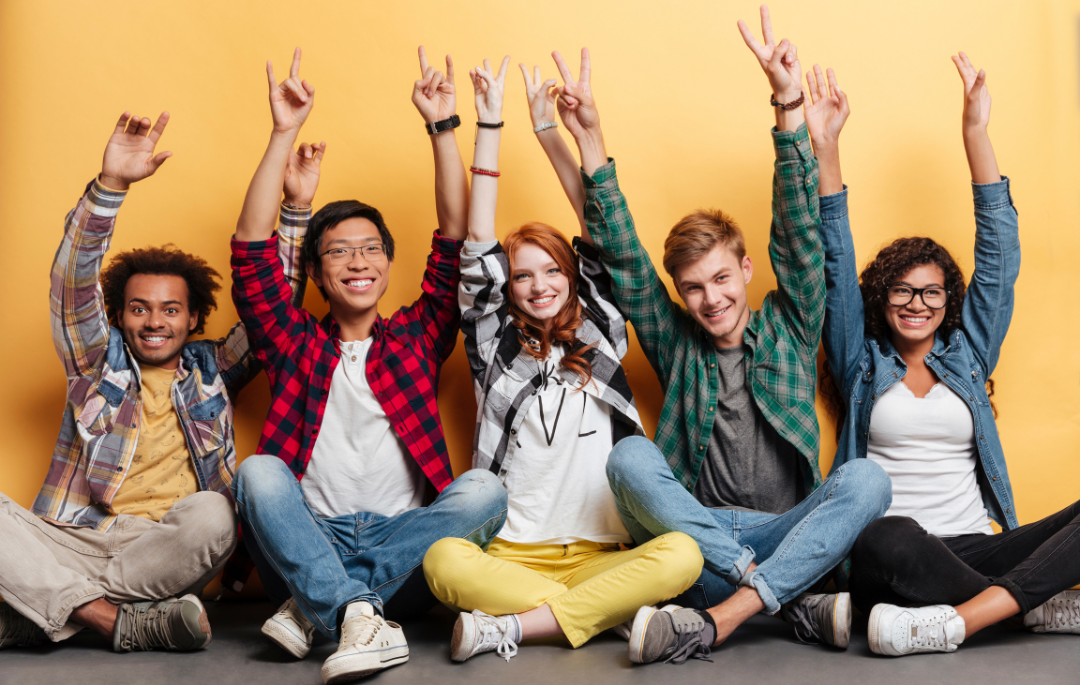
left=0, top=109, right=307, bottom=654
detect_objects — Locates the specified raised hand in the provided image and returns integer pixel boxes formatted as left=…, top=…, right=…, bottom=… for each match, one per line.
left=520, top=63, right=558, bottom=129
left=100, top=112, right=173, bottom=191
left=267, top=48, right=315, bottom=135
left=952, top=51, right=990, bottom=131
left=283, top=141, right=326, bottom=207
left=737, top=5, right=802, bottom=103
left=553, top=48, right=600, bottom=139
left=470, top=56, right=511, bottom=124
left=804, top=65, right=849, bottom=149
left=412, top=46, right=457, bottom=124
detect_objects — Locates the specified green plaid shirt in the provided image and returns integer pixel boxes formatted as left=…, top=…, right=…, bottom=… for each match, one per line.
left=583, top=124, right=825, bottom=496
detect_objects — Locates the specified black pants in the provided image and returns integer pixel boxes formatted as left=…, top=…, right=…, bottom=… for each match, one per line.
left=849, top=499, right=1080, bottom=616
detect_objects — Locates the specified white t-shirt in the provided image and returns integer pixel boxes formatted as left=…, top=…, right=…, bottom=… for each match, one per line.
left=498, top=346, right=631, bottom=545
left=867, top=381, right=993, bottom=537
left=301, top=338, right=426, bottom=519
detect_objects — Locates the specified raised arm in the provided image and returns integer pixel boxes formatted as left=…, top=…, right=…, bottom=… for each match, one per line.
left=952, top=54, right=1017, bottom=375
left=521, top=62, right=589, bottom=241
left=235, top=48, right=315, bottom=243
left=52, top=112, right=172, bottom=379
left=738, top=5, right=805, bottom=134
left=804, top=65, right=849, bottom=196
left=467, top=56, right=511, bottom=243
left=412, top=46, right=469, bottom=240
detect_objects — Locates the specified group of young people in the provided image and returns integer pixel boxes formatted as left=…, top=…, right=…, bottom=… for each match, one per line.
left=2, top=6, right=1079, bottom=684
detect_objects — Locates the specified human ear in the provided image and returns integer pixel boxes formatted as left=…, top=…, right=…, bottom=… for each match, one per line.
left=742, top=256, right=754, bottom=284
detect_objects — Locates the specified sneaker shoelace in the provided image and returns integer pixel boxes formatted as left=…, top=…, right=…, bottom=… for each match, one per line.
left=341, top=613, right=382, bottom=648
left=909, top=612, right=952, bottom=652
left=122, top=602, right=175, bottom=651
left=665, top=612, right=713, bottom=664
left=1043, top=596, right=1080, bottom=631
left=1, top=609, right=41, bottom=647
left=782, top=598, right=822, bottom=645
left=472, top=612, right=518, bottom=662
left=280, top=599, right=314, bottom=638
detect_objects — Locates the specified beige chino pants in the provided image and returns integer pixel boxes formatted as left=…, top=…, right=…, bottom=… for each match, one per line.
left=0, top=490, right=236, bottom=641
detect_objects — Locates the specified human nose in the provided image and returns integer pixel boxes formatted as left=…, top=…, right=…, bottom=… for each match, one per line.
left=346, top=248, right=372, bottom=267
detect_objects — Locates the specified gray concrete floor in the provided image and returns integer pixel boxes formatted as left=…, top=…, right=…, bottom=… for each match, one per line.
left=2, top=600, right=1078, bottom=685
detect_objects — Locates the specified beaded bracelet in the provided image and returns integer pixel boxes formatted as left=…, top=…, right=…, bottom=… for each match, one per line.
left=534, top=121, right=558, bottom=133
left=469, top=167, right=501, bottom=177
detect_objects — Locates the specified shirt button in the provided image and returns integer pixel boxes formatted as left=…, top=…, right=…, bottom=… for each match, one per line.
left=992, top=476, right=998, bottom=481
left=510, top=429, right=516, bottom=435
left=351, top=356, right=357, bottom=362
left=709, top=406, right=715, bottom=412
left=944, top=373, right=949, bottom=378
left=698, top=445, right=704, bottom=451
left=117, top=466, right=123, bottom=472
left=312, top=427, right=319, bottom=435
left=969, top=397, right=974, bottom=402
left=1006, top=508, right=1011, bottom=514
left=710, top=363, right=716, bottom=369
left=979, top=435, right=985, bottom=440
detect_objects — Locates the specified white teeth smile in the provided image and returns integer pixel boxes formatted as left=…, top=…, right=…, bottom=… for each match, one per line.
left=346, top=280, right=373, bottom=288
left=901, top=316, right=929, bottom=323
left=705, top=306, right=730, bottom=319
left=531, top=296, right=555, bottom=304
left=143, top=336, right=167, bottom=342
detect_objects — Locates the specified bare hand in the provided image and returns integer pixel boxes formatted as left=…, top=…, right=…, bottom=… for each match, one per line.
left=805, top=65, right=849, bottom=149
left=100, top=112, right=173, bottom=191
left=470, top=56, right=511, bottom=125
left=520, top=64, right=558, bottom=129
left=737, top=5, right=802, bottom=103
left=553, top=48, right=600, bottom=139
left=412, top=46, right=457, bottom=125
left=267, top=48, right=315, bottom=135
left=283, top=141, right=326, bottom=207
left=952, top=52, right=991, bottom=131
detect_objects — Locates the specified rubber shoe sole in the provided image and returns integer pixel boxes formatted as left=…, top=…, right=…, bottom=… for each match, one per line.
left=831, top=593, right=851, bottom=649
left=867, top=604, right=898, bottom=656
left=321, top=647, right=409, bottom=683
left=262, top=615, right=311, bottom=659
left=178, top=595, right=212, bottom=650
left=628, top=605, right=660, bottom=664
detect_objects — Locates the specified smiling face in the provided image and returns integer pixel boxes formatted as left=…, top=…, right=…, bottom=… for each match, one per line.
left=117, top=274, right=198, bottom=369
left=674, top=243, right=753, bottom=348
left=884, top=263, right=948, bottom=350
left=509, top=242, right=571, bottom=326
left=307, top=216, right=392, bottom=320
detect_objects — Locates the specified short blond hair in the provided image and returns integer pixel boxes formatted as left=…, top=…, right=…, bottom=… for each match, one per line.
left=662, top=209, right=746, bottom=279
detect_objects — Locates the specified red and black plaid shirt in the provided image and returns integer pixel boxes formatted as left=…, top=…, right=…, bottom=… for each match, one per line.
left=230, top=217, right=463, bottom=493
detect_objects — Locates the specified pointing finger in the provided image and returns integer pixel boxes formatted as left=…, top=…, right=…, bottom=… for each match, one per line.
left=497, top=55, right=511, bottom=83
left=418, top=45, right=429, bottom=74
left=289, top=47, right=302, bottom=78
left=580, top=47, right=591, bottom=84
left=760, top=4, right=775, bottom=46
left=445, top=54, right=455, bottom=84
left=552, top=50, right=575, bottom=85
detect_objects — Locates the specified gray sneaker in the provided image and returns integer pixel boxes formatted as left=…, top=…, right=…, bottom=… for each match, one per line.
left=112, top=594, right=212, bottom=652
left=1023, top=591, right=1080, bottom=634
left=628, top=605, right=714, bottom=664
left=781, top=592, right=851, bottom=649
left=0, top=603, right=45, bottom=649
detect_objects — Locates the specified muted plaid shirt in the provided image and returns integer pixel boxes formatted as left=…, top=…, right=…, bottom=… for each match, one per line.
left=36, top=180, right=305, bottom=532
left=230, top=220, right=463, bottom=491
left=583, top=124, right=826, bottom=495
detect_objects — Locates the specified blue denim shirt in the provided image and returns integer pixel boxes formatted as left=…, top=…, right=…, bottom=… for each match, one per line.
left=819, top=178, right=1020, bottom=530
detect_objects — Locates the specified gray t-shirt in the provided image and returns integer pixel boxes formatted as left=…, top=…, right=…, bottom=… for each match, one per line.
left=692, top=345, right=802, bottom=514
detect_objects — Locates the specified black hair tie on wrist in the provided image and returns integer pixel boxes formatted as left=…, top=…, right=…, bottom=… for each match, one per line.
left=476, top=121, right=505, bottom=128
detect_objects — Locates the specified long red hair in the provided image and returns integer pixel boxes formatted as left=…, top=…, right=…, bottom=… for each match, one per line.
left=503, top=222, right=594, bottom=387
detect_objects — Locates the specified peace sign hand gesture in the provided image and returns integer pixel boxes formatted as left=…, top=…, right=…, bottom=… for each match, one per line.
left=283, top=141, right=326, bottom=208
left=804, top=65, right=849, bottom=150
left=470, top=56, right=511, bottom=125
left=738, top=5, right=802, bottom=103
left=266, top=48, right=315, bottom=136
left=412, top=46, right=457, bottom=124
left=553, top=48, right=600, bottom=140
left=952, top=52, right=991, bottom=132
left=100, top=111, right=173, bottom=191
left=520, top=64, right=558, bottom=129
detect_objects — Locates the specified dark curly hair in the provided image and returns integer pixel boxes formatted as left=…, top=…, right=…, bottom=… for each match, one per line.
left=820, top=236, right=996, bottom=439
left=100, top=245, right=221, bottom=336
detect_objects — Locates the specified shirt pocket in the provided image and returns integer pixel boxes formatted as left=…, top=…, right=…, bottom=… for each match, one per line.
left=184, top=394, right=228, bottom=457
left=74, top=379, right=125, bottom=438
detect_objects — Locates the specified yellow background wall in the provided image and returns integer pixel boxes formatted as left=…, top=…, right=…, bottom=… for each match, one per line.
left=1, top=1, right=1078, bottom=530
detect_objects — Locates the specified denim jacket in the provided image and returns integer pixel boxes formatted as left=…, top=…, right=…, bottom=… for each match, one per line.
left=819, top=179, right=1020, bottom=530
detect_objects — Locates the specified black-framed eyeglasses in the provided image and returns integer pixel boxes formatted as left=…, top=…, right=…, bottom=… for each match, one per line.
left=887, top=283, right=949, bottom=309
left=320, top=244, right=387, bottom=264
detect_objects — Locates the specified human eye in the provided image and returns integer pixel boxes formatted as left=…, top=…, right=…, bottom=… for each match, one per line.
left=547, top=267, right=561, bottom=275
left=366, top=244, right=385, bottom=255
left=890, top=285, right=913, bottom=296
left=513, top=273, right=529, bottom=281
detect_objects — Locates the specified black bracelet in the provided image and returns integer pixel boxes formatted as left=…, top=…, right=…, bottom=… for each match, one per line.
left=425, top=114, right=461, bottom=135
left=770, top=92, right=805, bottom=110
left=476, top=121, right=504, bottom=129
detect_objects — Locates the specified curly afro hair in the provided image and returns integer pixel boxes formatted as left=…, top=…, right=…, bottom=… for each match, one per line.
left=859, top=236, right=967, bottom=345
left=100, top=245, right=221, bottom=336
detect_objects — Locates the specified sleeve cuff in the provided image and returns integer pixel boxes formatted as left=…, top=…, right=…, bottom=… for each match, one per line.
left=972, top=176, right=1014, bottom=210
left=277, top=202, right=311, bottom=238
left=581, top=158, right=618, bottom=189
left=431, top=229, right=465, bottom=257
left=771, top=122, right=814, bottom=163
left=88, top=177, right=128, bottom=217
left=231, top=233, right=280, bottom=261
left=463, top=239, right=500, bottom=257
left=819, top=185, right=849, bottom=219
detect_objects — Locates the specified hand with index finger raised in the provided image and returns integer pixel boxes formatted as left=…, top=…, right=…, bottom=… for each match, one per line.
left=552, top=48, right=600, bottom=140
left=267, top=47, right=315, bottom=135
left=737, top=5, right=802, bottom=102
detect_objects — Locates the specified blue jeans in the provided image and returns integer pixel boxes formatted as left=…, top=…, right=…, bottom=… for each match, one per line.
left=233, top=455, right=507, bottom=639
left=606, top=437, right=891, bottom=614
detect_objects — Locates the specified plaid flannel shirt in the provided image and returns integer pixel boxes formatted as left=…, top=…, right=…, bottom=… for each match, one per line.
left=459, top=239, right=643, bottom=480
left=36, top=179, right=305, bottom=532
left=583, top=124, right=826, bottom=495
left=230, top=220, right=463, bottom=492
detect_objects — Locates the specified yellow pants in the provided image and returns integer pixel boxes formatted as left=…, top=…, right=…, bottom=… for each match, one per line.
left=423, top=533, right=703, bottom=648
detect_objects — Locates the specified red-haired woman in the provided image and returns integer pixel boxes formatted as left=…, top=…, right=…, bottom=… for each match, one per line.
left=422, top=55, right=703, bottom=662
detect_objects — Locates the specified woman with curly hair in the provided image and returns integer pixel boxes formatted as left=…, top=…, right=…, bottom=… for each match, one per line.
left=815, top=54, right=1080, bottom=657
left=422, top=53, right=703, bottom=663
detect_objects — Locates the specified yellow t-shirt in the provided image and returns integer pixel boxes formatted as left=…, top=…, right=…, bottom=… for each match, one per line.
left=111, top=364, right=199, bottom=521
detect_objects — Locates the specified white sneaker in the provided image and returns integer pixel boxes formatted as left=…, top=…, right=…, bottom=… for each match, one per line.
left=450, top=610, right=519, bottom=662
left=321, top=602, right=408, bottom=684
left=1023, top=590, right=1080, bottom=634
left=868, top=604, right=966, bottom=656
left=612, top=604, right=681, bottom=641
left=262, top=597, right=316, bottom=659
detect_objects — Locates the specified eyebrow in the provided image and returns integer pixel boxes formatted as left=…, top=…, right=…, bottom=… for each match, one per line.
left=325, top=237, right=381, bottom=247
left=680, top=267, right=730, bottom=287
left=128, top=298, right=185, bottom=307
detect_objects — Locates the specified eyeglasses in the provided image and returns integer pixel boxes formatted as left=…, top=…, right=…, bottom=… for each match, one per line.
left=887, top=284, right=948, bottom=309
left=320, top=244, right=387, bottom=264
